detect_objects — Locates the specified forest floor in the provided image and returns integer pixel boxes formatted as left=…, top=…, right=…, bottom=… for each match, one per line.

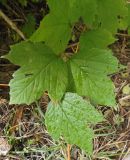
left=0, top=1, right=130, bottom=160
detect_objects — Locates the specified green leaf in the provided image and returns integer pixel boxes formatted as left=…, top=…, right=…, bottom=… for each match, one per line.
left=128, top=4, right=130, bottom=25
left=127, top=4, right=130, bottom=34
left=96, top=0, right=128, bottom=33
left=22, top=14, right=36, bottom=38
left=5, top=41, right=68, bottom=104
left=30, top=0, right=127, bottom=55
left=70, top=59, right=116, bottom=106
left=30, top=0, right=73, bottom=55
left=80, top=29, right=116, bottom=50
left=70, top=33, right=119, bottom=106
left=70, top=0, right=97, bottom=25
left=79, top=32, right=119, bottom=75
left=45, top=92, right=103, bottom=154
left=66, top=62, right=76, bottom=92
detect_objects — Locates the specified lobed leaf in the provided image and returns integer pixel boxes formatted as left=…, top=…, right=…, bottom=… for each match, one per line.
left=96, top=0, right=128, bottom=33
left=30, top=0, right=127, bottom=55
left=70, top=32, right=119, bottom=106
left=80, top=29, right=116, bottom=50
left=45, top=92, right=103, bottom=154
left=5, top=41, right=68, bottom=104
left=69, top=0, right=97, bottom=25
left=30, top=0, right=73, bottom=55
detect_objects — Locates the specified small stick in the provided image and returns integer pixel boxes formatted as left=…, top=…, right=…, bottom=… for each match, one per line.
left=116, top=33, right=130, bottom=38
left=0, top=9, right=26, bottom=40
left=0, top=84, right=9, bottom=87
left=67, top=144, right=71, bottom=160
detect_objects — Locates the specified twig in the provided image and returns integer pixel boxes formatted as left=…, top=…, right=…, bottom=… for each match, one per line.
left=0, top=84, right=9, bottom=87
left=67, top=144, right=71, bottom=160
left=0, top=9, right=26, bottom=40
left=35, top=101, right=45, bottom=120
left=116, top=33, right=130, bottom=38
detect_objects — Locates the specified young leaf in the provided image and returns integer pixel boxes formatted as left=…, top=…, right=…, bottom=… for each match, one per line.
left=30, top=0, right=97, bottom=54
left=5, top=41, right=68, bottom=104
left=30, top=0, right=73, bottom=55
left=45, top=92, right=103, bottom=154
left=30, top=0, right=127, bottom=55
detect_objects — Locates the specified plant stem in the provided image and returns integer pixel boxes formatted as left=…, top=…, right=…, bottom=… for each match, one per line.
left=0, top=9, right=26, bottom=40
